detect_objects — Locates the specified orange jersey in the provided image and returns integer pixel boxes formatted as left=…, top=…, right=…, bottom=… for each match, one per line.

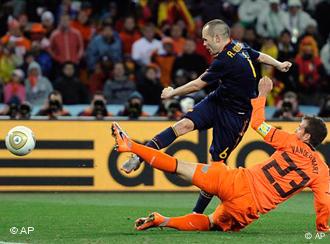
left=246, top=97, right=330, bottom=232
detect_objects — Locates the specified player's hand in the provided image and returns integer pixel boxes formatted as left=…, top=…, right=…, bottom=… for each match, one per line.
left=258, top=76, right=273, bottom=97
left=277, top=61, right=292, bottom=72
left=161, top=87, right=175, bottom=99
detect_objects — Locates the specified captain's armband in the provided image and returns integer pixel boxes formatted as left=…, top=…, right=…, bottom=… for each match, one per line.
left=256, top=122, right=272, bottom=138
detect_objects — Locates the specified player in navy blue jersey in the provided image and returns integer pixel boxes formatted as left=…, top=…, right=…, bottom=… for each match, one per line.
left=121, top=19, right=292, bottom=213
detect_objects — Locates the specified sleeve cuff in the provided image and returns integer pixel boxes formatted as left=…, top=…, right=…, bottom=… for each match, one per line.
left=251, top=96, right=266, bottom=106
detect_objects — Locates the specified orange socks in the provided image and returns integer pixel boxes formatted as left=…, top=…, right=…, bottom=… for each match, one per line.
left=131, top=142, right=177, bottom=173
left=166, top=213, right=211, bottom=231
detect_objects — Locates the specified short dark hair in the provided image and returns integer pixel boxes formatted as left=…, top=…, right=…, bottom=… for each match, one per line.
left=303, top=115, right=328, bottom=147
left=48, top=90, right=62, bottom=99
left=203, top=19, right=230, bottom=39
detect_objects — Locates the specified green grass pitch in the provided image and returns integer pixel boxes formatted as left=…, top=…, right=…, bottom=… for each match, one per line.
left=0, top=192, right=328, bottom=243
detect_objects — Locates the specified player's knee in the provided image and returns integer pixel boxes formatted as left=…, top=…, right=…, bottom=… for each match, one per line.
left=173, top=119, right=194, bottom=136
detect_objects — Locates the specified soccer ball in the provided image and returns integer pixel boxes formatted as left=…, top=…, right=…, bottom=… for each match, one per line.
left=5, top=126, right=36, bottom=156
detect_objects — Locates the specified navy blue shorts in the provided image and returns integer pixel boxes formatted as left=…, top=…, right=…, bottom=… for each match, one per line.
left=184, top=95, right=250, bottom=161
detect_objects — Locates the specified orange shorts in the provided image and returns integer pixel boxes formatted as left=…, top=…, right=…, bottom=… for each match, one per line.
left=192, top=162, right=259, bottom=231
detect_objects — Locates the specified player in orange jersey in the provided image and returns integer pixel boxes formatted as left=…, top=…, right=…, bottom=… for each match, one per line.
left=111, top=76, right=329, bottom=232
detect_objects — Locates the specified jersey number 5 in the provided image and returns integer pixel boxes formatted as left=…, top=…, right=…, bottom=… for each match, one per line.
left=262, top=152, right=310, bottom=198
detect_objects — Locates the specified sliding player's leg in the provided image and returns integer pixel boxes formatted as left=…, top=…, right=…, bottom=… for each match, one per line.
left=135, top=165, right=259, bottom=232
left=134, top=162, right=227, bottom=231
left=112, top=122, right=220, bottom=191
left=112, top=122, right=224, bottom=231
left=112, top=122, right=195, bottom=179
left=120, top=118, right=194, bottom=173
left=135, top=212, right=213, bottom=231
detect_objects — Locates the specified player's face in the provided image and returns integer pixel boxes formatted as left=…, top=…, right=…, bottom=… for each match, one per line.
left=295, top=119, right=309, bottom=141
left=202, top=26, right=221, bottom=55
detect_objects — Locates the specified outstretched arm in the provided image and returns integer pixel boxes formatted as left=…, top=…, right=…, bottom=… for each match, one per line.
left=250, top=77, right=291, bottom=149
left=250, top=76, right=273, bottom=130
left=258, top=53, right=292, bottom=72
left=161, top=77, right=207, bottom=99
left=310, top=172, right=330, bottom=232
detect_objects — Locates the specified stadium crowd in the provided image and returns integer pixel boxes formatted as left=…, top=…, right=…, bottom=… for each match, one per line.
left=0, top=0, right=329, bottom=120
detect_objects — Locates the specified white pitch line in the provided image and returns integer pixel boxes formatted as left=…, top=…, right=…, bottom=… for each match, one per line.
left=0, top=241, right=26, bottom=244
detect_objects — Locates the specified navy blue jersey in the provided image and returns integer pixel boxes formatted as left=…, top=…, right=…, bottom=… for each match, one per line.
left=200, top=40, right=259, bottom=114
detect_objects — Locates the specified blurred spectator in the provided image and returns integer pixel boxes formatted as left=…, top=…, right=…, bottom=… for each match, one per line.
left=25, top=61, right=53, bottom=106
left=30, top=41, right=53, bottom=78
left=0, top=98, right=32, bottom=120
left=86, top=61, right=106, bottom=95
left=1, top=18, right=31, bottom=57
left=78, top=91, right=112, bottom=119
left=86, top=22, right=122, bottom=72
left=277, top=30, right=297, bottom=61
left=119, top=16, right=141, bottom=57
left=103, top=62, right=136, bottom=104
left=41, top=11, right=55, bottom=38
left=283, top=0, right=317, bottom=43
left=170, top=24, right=186, bottom=55
left=49, top=14, right=84, bottom=66
left=100, top=2, right=119, bottom=23
left=152, top=37, right=177, bottom=87
left=18, top=13, right=30, bottom=36
left=4, top=1, right=26, bottom=19
left=157, top=0, right=195, bottom=34
left=266, top=78, right=285, bottom=106
left=256, top=0, right=286, bottom=38
left=180, top=96, right=195, bottom=114
left=3, top=69, right=25, bottom=104
left=135, top=0, right=153, bottom=25
left=274, top=30, right=299, bottom=93
left=243, top=27, right=261, bottom=51
left=54, top=62, right=89, bottom=104
left=118, top=91, right=149, bottom=119
left=193, top=20, right=212, bottom=64
left=172, top=38, right=208, bottom=81
left=156, top=99, right=184, bottom=121
left=172, top=69, right=206, bottom=102
left=57, top=0, right=80, bottom=19
left=29, top=23, right=50, bottom=48
left=131, top=23, right=162, bottom=67
left=36, top=90, right=71, bottom=119
left=272, top=91, right=303, bottom=120
left=260, top=38, right=278, bottom=78
left=17, top=101, right=32, bottom=119
left=230, top=22, right=245, bottom=42
left=0, top=43, right=23, bottom=83
left=320, top=34, right=330, bottom=79
left=295, top=36, right=327, bottom=104
left=21, top=50, right=35, bottom=78
left=137, top=64, right=163, bottom=105
left=314, top=0, right=330, bottom=42
left=318, top=95, right=330, bottom=118
left=70, top=10, right=94, bottom=48
left=303, top=24, right=323, bottom=48
left=196, top=0, right=236, bottom=25
left=238, top=0, right=268, bottom=27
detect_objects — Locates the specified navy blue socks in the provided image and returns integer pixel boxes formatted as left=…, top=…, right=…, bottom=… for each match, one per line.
left=139, top=127, right=178, bottom=162
left=193, top=190, right=213, bottom=213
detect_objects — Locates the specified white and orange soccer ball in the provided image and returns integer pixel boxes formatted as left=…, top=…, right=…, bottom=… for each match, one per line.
left=5, top=126, right=36, bottom=156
